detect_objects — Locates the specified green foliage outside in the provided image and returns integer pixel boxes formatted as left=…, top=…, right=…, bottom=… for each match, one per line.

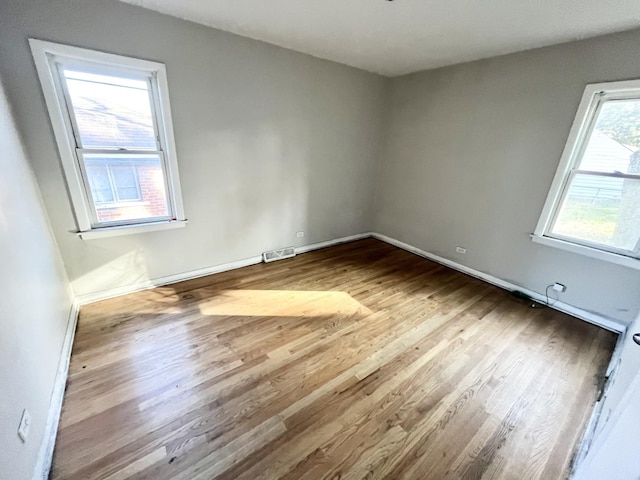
left=596, top=100, right=640, bottom=149
left=555, top=198, right=618, bottom=245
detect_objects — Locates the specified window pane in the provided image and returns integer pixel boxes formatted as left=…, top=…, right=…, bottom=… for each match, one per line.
left=111, top=165, right=137, bottom=187
left=63, top=69, right=157, bottom=150
left=116, top=186, right=141, bottom=201
left=577, top=100, right=640, bottom=174
left=551, top=173, right=640, bottom=251
left=111, top=165, right=141, bottom=201
left=83, top=154, right=170, bottom=224
left=85, top=164, right=115, bottom=203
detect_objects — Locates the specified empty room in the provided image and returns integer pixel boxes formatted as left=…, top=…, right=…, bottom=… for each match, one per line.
left=2, top=1, right=640, bottom=479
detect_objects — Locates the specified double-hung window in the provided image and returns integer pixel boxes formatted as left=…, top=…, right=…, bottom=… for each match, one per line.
left=30, top=40, right=186, bottom=239
left=534, top=80, right=640, bottom=269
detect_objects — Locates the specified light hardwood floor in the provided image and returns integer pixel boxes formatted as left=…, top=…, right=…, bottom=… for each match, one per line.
left=51, top=239, right=616, bottom=480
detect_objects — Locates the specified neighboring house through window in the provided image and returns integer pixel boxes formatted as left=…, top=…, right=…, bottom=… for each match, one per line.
left=534, top=79, right=640, bottom=269
left=30, top=40, right=186, bottom=238
left=87, top=161, right=142, bottom=204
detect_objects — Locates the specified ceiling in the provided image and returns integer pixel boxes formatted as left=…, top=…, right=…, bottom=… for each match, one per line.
left=119, top=0, right=640, bottom=76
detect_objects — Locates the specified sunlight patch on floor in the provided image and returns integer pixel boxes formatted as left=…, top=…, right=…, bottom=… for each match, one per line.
left=198, top=289, right=371, bottom=317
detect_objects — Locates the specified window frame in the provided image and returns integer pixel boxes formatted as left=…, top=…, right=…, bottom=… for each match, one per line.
left=29, top=39, right=186, bottom=239
left=533, top=79, right=640, bottom=270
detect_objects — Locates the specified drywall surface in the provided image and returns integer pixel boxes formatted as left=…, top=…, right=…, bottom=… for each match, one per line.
left=592, top=314, right=640, bottom=444
left=117, top=0, right=640, bottom=76
left=375, top=29, right=640, bottom=324
left=0, top=77, right=73, bottom=479
left=575, top=358, right=640, bottom=480
left=0, top=0, right=387, bottom=298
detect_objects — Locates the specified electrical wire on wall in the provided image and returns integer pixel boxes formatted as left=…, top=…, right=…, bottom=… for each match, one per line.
left=544, top=284, right=559, bottom=307
left=510, top=285, right=560, bottom=309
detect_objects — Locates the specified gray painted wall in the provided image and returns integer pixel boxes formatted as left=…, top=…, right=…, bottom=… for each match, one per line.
left=2, top=1, right=638, bottom=324
left=2, top=2, right=640, bottom=476
left=375, top=29, right=640, bottom=324
left=0, top=0, right=388, bottom=298
left=0, top=77, right=73, bottom=480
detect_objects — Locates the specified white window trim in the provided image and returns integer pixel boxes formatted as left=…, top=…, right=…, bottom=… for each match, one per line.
left=78, top=219, right=187, bottom=240
left=29, top=39, right=186, bottom=238
left=532, top=79, right=640, bottom=270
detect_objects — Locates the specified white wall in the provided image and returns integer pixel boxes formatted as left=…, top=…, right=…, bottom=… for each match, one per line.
left=575, top=351, right=640, bottom=479
left=592, top=314, right=640, bottom=442
left=0, top=0, right=388, bottom=299
left=375, top=29, right=640, bottom=325
left=0, top=77, right=73, bottom=479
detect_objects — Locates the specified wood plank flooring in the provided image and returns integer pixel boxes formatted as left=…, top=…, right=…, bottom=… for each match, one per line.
left=50, top=239, right=617, bottom=480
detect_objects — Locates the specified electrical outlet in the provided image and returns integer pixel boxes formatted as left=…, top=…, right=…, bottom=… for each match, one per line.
left=552, top=283, right=566, bottom=293
left=455, top=246, right=467, bottom=254
left=296, top=231, right=304, bottom=238
left=17, top=409, right=31, bottom=443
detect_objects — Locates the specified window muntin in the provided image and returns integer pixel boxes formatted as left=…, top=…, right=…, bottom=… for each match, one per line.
left=30, top=40, right=185, bottom=235
left=537, top=82, right=640, bottom=261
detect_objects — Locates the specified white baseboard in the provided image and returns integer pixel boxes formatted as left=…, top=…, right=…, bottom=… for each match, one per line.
left=76, top=231, right=627, bottom=333
left=295, top=232, right=372, bottom=254
left=371, top=233, right=626, bottom=334
left=33, top=301, right=79, bottom=480
left=75, top=255, right=263, bottom=305
left=75, top=233, right=374, bottom=305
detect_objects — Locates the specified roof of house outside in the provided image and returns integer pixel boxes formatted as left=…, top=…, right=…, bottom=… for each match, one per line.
left=65, top=73, right=157, bottom=150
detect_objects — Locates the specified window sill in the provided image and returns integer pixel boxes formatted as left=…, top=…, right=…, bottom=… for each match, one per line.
left=77, top=219, right=187, bottom=240
left=531, top=234, right=640, bottom=270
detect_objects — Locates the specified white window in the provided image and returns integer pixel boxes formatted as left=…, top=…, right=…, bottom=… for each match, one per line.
left=533, top=80, right=640, bottom=269
left=30, top=40, right=186, bottom=239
